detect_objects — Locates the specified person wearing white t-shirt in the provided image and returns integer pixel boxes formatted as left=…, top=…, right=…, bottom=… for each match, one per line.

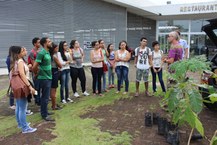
left=134, top=37, right=152, bottom=97
left=151, top=41, right=166, bottom=93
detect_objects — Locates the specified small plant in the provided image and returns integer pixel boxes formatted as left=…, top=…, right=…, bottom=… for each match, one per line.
left=162, top=55, right=210, bottom=145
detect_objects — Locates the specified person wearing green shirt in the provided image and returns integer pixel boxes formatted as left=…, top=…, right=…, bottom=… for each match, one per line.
left=33, top=37, right=54, bottom=122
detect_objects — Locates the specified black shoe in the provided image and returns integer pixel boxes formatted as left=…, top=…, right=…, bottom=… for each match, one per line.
left=43, top=116, right=55, bottom=121
left=47, top=112, right=54, bottom=115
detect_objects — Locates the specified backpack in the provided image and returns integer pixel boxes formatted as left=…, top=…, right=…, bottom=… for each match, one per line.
left=28, top=49, right=37, bottom=65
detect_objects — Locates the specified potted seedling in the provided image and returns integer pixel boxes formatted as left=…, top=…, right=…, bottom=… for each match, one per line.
left=162, top=55, right=210, bottom=145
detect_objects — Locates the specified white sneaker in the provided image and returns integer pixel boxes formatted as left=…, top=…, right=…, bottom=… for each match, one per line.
left=26, top=110, right=33, bottom=116
left=22, top=127, right=37, bottom=134
left=61, top=99, right=67, bottom=104
left=66, top=98, right=73, bottom=103
left=83, top=91, right=90, bottom=96
left=74, top=92, right=80, bottom=98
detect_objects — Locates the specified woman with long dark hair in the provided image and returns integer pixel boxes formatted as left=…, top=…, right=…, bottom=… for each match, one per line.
left=90, top=41, right=104, bottom=96
left=58, top=41, right=73, bottom=103
left=69, top=40, right=89, bottom=97
left=49, top=43, right=62, bottom=110
left=9, top=46, right=37, bottom=133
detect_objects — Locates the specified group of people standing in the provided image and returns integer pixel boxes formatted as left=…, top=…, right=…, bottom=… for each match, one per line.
left=6, top=29, right=188, bottom=134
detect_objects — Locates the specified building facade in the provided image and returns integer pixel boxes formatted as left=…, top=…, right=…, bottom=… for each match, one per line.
left=0, top=0, right=216, bottom=67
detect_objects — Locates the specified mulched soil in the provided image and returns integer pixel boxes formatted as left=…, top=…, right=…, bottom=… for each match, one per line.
left=81, top=92, right=217, bottom=145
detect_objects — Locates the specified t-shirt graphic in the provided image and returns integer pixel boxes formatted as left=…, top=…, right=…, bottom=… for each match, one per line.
left=135, top=47, right=152, bottom=70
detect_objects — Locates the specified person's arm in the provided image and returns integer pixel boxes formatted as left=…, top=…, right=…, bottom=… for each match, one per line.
left=57, top=52, right=69, bottom=66
left=32, top=61, right=39, bottom=75
left=165, top=58, right=174, bottom=64
left=115, top=50, right=120, bottom=62
left=80, top=48, right=84, bottom=63
left=124, top=51, right=131, bottom=62
left=32, top=51, right=43, bottom=75
left=134, top=48, right=138, bottom=67
left=53, top=55, right=62, bottom=69
left=105, top=48, right=109, bottom=57
left=148, top=49, right=153, bottom=67
left=18, top=61, right=35, bottom=94
left=184, top=48, right=188, bottom=59
left=90, top=50, right=103, bottom=63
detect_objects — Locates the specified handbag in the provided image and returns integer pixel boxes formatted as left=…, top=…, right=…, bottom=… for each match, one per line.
left=10, top=62, right=30, bottom=98
left=102, top=61, right=108, bottom=72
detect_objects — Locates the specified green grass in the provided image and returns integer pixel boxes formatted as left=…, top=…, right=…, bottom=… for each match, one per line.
left=0, top=89, right=7, bottom=100
left=47, top=87, right=134, bottom=145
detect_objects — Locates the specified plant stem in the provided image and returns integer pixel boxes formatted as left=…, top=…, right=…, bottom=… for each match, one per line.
left=188, top=128, right=194, bottom=145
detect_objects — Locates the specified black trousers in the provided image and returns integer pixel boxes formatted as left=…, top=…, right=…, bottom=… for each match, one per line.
left=91, top=67, right=103, bottom=94
left=70, top=67, right=86, bottom=93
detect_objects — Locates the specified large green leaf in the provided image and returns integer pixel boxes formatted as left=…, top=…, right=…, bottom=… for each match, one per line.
left=172, top=108, right=182, bottom=124
left=183, top=107, right=204, bottom=136
left=209, top=94, right=217, bottom=103
left=188, top=90, right=203, bottom=113
left=167, top=88, right=180, bottom=113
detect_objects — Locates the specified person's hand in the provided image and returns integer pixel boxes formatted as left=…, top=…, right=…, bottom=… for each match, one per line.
left=29, top=86, right=36, bottom=95
left=134, top=64, right=137, bottom=68
left=66, top=61, right=70, bottom=64
left=158, top=67, right=162, bottom=72
left=153, top=68, right=157, bottom=73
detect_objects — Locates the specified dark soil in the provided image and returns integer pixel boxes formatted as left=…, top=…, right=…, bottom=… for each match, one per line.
left=0, top=122, right=56, bottom=145
left=81, top=93, right=217, bottom=145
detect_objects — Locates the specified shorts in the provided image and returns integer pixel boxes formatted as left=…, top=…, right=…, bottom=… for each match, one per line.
left=136, top=69, right=149, bottom=82
left=51, top=68, right=59, bottom=88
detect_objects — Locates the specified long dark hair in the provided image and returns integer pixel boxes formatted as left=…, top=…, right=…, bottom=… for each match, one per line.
left=59, top=41, right=67, bottom=61
left=70, top=40, right=76, bottom=49
left=49, top=43, right=58, bottom=60
left=119, top=40, right=130, bottom=52
left=107, top=43, right=113, bottom=55
left=9, top=46, right=22, bottom=70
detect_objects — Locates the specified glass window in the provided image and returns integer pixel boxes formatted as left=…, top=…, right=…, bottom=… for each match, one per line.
left=158, top=20, right=189, bottom=33
left=191, top=20, right=209, bottom=32
left=190, top=34, right=206, bottom=56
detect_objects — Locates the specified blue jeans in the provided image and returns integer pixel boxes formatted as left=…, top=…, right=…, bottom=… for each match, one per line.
left=151, top=67, right=166, bottom=92
left=60, top=69, right=70, bottom=101
left=108, top=66, right=114, bottom=85
left=115, top=66, right=129, bottom=92
left=38, top=79, right=52, bottom=118
left=16, top=97, right=29, bottom=130
left=33, top=78, right=40, bottom=106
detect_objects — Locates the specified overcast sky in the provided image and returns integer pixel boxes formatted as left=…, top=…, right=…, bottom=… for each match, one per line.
left=151, top=0, right=216, bottom=5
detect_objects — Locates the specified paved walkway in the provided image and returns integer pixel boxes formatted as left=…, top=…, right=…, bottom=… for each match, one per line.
left=0, top=68, right=8, bottom=76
